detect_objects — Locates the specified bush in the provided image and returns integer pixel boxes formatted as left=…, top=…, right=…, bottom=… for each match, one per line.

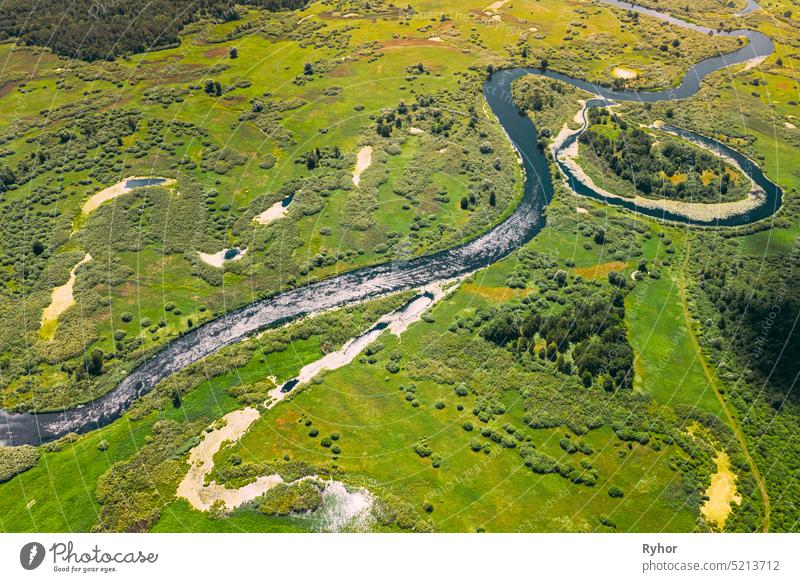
left=608, top=485, right=625, bottom=498
left=259, top=480, right=322, bottom=516
left=330, top=432, right=340, bottom=441
left=308, top=428, right=319, bottom=437
left=413, top=440, right=432, bottom=457
left=463, top=421, right=473, bottom=432
left=120, top=312, right=133, bottom=323
left=559, top=438, right=577, bottom=454
left=320, top=437, right=332, bottom=448
left=0, top=445, right=40, bottom=483
left=97, top=440, right=110, bottom=451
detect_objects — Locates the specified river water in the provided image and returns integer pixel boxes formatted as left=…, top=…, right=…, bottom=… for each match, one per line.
left=0, top=2, right=780, bottom=446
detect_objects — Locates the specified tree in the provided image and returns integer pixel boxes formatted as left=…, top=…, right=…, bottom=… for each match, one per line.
left=460, top=196, right=469, bottom=210
left=304, top=62, right=314, bottom=75
left=594, top=227, right=606, bottom=244
left=229, top=46, right=238, bottom=59
left=489, top=191, right=496, bottom=206
left=86, top=349, right=104, bottom=376
left=214, top=81, right=222, bottom=96
left=32, top=240, right=44, bottom=256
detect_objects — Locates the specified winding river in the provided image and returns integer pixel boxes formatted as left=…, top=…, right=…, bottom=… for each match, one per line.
left=0, top=1, right=782, bottom=446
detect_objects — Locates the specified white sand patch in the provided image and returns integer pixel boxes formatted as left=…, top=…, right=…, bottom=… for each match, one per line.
left=438, top=147, right=447, bottom=153
left=342, top=12, right=359, bottom=18
left=177, top=407, right=284, bottom=512
left=298, top=14, right=314, bottom=24
left=409, top=127, right=424, bottom=135
left=254, top=197, right=292, bottom=225
left=352, top=146, right=373, bottom=187
left=612, top=66, right=637, bottom=79
left=739, top=55, right=766, bottom=72
left=528, top=27, right=539, bottom=32
left=785, top=122, right=796, bottom=129
left=428, top=36, right=442, bottom=42
left=81, top=176, right=172, bottom=215
left=485, top=0, right=509, bottom=10
left=40, top=253, right=91, bottom=338
left=198, top=248, right=247, bottom=268
left=576, top=206, right=589, bottom=214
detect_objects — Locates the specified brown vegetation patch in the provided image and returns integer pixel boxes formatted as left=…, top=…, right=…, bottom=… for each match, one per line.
left=462, top=283, right=529, bottom=302
left=572, top=261, right=628, bottom=280
left=380, top=38, right=453, bottom=50
left=203, top=46, right=230, bottom=59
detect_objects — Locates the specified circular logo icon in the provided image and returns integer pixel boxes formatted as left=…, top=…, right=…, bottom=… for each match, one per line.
left=20, top=542, right=46, bottom=570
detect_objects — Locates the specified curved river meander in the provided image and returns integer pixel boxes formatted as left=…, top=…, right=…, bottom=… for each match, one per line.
left=0, top=1, right=782, bottom=446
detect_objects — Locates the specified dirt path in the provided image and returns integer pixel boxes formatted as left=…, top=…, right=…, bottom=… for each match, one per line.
left=678, top=238, right=770, bottom=531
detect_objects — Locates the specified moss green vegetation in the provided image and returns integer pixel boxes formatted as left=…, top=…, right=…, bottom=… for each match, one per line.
left=0, top=0, right=799, bottom=533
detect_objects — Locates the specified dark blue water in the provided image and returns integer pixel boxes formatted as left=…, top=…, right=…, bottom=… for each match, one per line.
left=0, top=2, right=780, bottom=446
left=125, top=177, right=167, bottom=189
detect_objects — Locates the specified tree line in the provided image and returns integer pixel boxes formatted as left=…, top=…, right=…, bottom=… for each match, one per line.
left=0, top=0, right=308, bottom=61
